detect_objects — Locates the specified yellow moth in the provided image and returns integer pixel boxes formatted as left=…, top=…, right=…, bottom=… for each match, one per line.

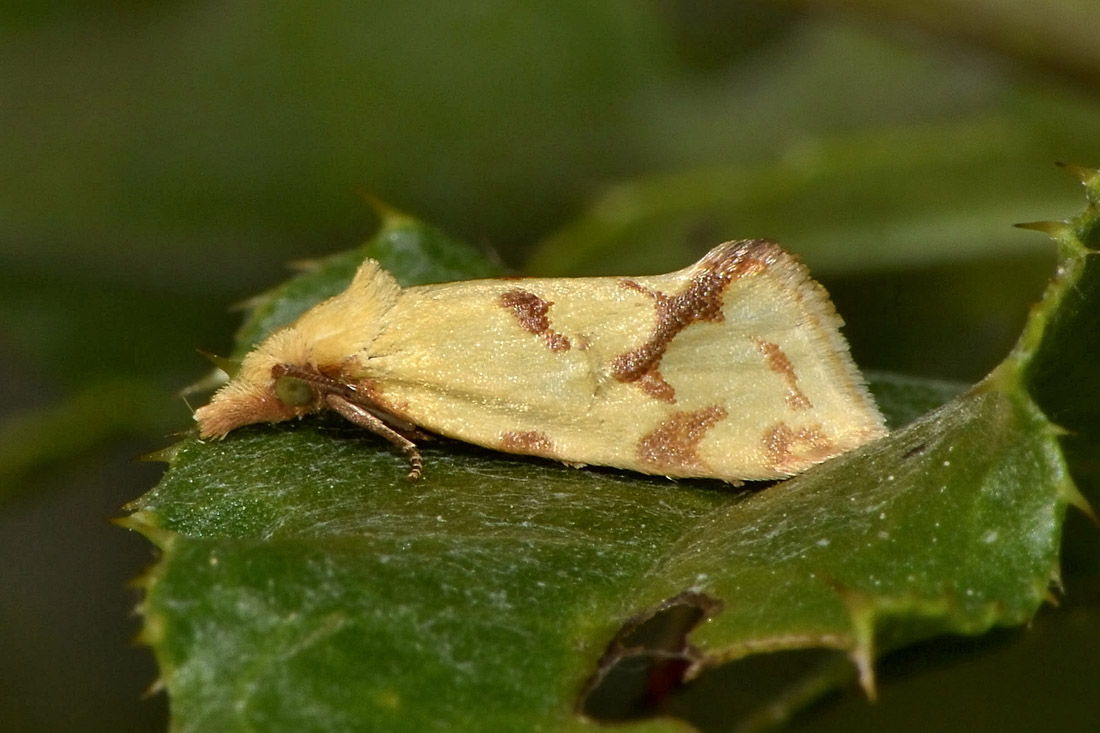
left=196, top=240, right=886, bottom=482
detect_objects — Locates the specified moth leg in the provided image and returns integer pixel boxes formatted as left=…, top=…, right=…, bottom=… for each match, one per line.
left=324, top=394, right=424, bottom=481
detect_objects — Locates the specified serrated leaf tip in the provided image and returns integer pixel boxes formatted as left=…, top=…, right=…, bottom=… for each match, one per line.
left=1014, top=220, right=1070, bottom=235
left=197, top=349, right=241, bottom=379
left=1055, top=161, right=1098, bottom=185
left=358, top=189, right=417, bottom=228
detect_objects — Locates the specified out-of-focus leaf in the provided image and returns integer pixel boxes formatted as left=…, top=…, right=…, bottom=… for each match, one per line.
left=0, top=378, right=177, bottom=504
left=527, top=121, right=1066, bottom=278
left=797, top=0, right=1100, bottom=94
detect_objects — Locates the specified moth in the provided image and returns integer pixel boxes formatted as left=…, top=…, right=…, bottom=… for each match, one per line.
left=196, top=240, right=886, bottom=482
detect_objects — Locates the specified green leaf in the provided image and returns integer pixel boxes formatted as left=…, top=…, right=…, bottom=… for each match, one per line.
left=123, top=172, right=1096, bottom=731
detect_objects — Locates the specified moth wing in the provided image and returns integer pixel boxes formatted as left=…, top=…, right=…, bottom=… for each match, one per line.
left=648, top=244, right=886, bottom=477
left=361, top=277, right=656, bottom=458
left=360, top=241, right=884, bottom=480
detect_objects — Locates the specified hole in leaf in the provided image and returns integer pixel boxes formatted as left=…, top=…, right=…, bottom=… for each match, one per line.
left=669, top=647, right=856, bottom=731
left=579, top=591, right=721, bottom=722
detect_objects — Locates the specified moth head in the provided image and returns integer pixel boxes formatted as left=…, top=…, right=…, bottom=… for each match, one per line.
left=194, top=373, right=318, bottom=441
left=194, top=329, right=329, bottom=439
left=195, top=258, right=398, bottom=440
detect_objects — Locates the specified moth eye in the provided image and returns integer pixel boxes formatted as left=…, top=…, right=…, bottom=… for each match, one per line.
left=274, top=375, right=315, bottom=407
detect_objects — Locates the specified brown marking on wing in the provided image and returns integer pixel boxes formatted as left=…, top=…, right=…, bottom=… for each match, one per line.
left=611, top=241, right=777, bottom=402
left=763, top=422, right=834, bottom=473
left=636, top=369, right=676, bottom=402
left=499, top=430, right=556, bottom=456
left=638, top=405, right=728, bottom=472
left=499, top=289, right=571, bottom=352
left=752, top=338, right=812, bottom=411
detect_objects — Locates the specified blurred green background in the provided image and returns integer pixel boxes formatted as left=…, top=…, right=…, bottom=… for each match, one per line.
left=2, top=1, right=1098, bottom=731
